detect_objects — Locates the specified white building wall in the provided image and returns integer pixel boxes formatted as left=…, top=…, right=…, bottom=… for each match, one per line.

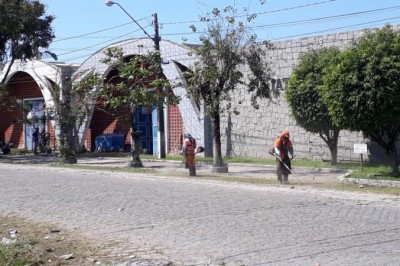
left=220, top=25, right=400, bottom=162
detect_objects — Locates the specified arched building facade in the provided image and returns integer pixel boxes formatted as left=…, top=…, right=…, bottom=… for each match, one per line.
left=0, top=39, right=208, bottom=156
left=0, top=60, right=78, bottom=151
left=73, top=38, right=207, bottom=155
left=1, top=26, right=399, bottom=163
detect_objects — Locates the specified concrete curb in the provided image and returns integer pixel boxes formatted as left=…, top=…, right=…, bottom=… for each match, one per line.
left=337, top=172, right=400, bottom=188
left=2, top=155, right=400, bottom=188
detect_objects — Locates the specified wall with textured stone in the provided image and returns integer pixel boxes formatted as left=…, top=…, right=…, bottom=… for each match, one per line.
left=219, top=25, right=400, bottom=163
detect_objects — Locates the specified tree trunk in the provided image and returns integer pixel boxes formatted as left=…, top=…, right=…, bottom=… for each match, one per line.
left=387, top=148, right=399, bottom=176
left=370, top=130, right=399, bottom=176
left=1, top=58, right=15, bottom=84
left=130, top=106, right=143, bottom=167
left=328, top=144, right=338, bottom=165
left=320, top=129, right=339, bottom=166
left=72, top=127, right=80, bottom=152
left=211, top=112, right=224, bottom=166
left=58, top=102, right=77, bottom=164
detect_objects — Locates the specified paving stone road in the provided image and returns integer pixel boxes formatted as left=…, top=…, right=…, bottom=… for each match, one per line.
left=0, top=162, right=400, bottom=265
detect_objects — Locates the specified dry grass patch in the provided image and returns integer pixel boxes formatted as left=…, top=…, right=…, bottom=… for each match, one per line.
left=0, top=214, right=113, bottom=265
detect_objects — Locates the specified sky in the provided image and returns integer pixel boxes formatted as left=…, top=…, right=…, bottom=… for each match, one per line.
left=39, top=0, right=400, bottom=65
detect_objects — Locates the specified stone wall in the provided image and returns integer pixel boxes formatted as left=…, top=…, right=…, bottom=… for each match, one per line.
left=219, top=25, right=400, bottom=163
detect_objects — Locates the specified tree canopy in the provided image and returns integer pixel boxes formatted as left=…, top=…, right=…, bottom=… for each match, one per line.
left=0, top=0, right=55, bottom=110
left=322, top=26, right=400, bottom=174
left=50, top=75, right=100, bottom=163
left=185, top=4, right=276, bottom=168
left=99, top=47, right=179, bottom=165
left=0, top=0, right=55, bottom=83
left=285, top=47, right=341, bottom=164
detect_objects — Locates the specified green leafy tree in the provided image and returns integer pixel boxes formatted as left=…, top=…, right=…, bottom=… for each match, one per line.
left=323, top=26, right=400, bottom=175
left=0, top=0, right=55, bottom=108
left=43, top=74, right=100, bottom=163
left=99, top=47, right=179, bottom=166
left=285, top=47, right=342, bottom=165
left=186, top=5, right=276, bottom=169
left=0, top=0, right=55, bottom=82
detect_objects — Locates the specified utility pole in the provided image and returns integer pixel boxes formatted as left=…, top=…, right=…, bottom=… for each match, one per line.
left=106, top=1, right=166, bottom=159
left=153, top=13, right=166, bottom=159
left=153, top=13, right=160, bottom=51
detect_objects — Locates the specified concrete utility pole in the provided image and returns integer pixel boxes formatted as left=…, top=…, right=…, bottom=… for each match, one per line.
left=106, top=1, right=166, bottom=159
left=152, top=13, right=166, bottom=159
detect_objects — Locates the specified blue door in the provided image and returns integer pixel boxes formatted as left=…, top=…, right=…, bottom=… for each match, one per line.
left=24, top=98, right=45, bottom=150
left=152, top=107, right=158, bottom=156
left=136, top=106, right=153, bottom=154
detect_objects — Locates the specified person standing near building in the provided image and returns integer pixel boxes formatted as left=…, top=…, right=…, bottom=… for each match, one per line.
left=182, top=133, right=197, bottom=176
left=32, top=127, right=39, bottom=155
left=274, top=130, right=294, bottom=184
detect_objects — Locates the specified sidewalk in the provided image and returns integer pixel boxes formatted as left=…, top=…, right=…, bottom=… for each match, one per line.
left=0, top=154, right=345, bottom=185
left=2, top=153, right=400, bottom=187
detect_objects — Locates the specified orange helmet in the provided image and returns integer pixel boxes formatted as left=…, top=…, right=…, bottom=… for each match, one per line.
left=281, top=130, right=290, bottom=138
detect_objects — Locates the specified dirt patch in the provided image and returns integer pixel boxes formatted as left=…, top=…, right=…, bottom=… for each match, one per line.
left=0, top=214, right=114, bottom=265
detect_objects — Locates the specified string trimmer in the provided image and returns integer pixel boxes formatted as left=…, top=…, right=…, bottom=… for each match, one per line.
left=174, top=146, right=205, bottom=170
left=274, top=153, right=302, bottom=185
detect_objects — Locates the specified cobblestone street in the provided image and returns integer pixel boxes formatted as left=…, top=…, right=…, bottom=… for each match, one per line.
left=1, top=163, right=399, bottom=265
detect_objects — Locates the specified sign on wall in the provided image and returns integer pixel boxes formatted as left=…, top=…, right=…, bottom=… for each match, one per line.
left=354, top=143, right=368, bottom=154
left=354, top=143, right=368, bottom=172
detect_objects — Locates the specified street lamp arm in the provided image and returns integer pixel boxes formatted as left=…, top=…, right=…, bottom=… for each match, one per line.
left=106, top=1, right=154, bottom=41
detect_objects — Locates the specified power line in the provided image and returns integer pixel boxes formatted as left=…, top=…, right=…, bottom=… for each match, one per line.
left=253, top=5, right=400, bottom=29
left=56, top=26, right=152, bottom=57
left=8, top=21, right=400, bottom=85
left=270, top=17, right=400, bottom=41
left=159, top=0, right=336, bottom=26
left=47, top=0, right=336, bottom=57
left=160, top=6, right=400, bottom=38
left=57, top=34, right=132, bottom=57
left=59, top=19, right=400, bottom=64
left=53, top=22, right=133, bottom=42
left=54, top=15, right=400, bottom=64
left=51, top=0, right=335, bottom=43
left=49, top=4, right=400, bottom=63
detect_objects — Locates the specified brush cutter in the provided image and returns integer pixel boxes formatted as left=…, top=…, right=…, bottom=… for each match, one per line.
left=275, top=153, right=303, bottom=185
left=273, top=152, right=302, bottom=184
left=174, top=146, right=205, bottom=170
left=274, top=153, right=292, bottom=174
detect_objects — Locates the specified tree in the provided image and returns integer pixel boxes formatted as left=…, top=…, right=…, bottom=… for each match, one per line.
left=40, top=73, right=100, bottom=163
left=0, top=0, right=55, bottom=83
left=323, top=26, right=400, bottom=175
left=61, top=77, right=99, bottom=163
left=99, top=47, right=179, bottom=166
left=185, top=5, right=276, bottom=170
left=285, top=47, right=342, bottom=165
left=0, top=0, right=55, bottom=108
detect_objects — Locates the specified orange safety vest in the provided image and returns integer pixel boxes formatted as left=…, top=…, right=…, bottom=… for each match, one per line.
left=183, top=137, right=196, bottom=155
left=275, top=137, right=293, bottom=160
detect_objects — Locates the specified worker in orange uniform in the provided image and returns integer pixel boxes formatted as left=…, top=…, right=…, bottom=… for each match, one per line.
left=274, top=130, right=294, bottom=184
left=182, top=133, right=197, bottom=176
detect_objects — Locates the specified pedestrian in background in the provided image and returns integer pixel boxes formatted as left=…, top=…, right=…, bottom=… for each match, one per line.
left=274, top=130, right=294, bottom=184
left=32, top=127, right=39, bottom=155
left=182, top=133, right=197, bottom=176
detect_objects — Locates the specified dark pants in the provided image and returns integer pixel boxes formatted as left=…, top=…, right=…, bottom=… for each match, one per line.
left=33, top=140, right=38, bottom=155
left=276, top=157, right=291, bottom=184
left=186, top=154, right=196, bottom=176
